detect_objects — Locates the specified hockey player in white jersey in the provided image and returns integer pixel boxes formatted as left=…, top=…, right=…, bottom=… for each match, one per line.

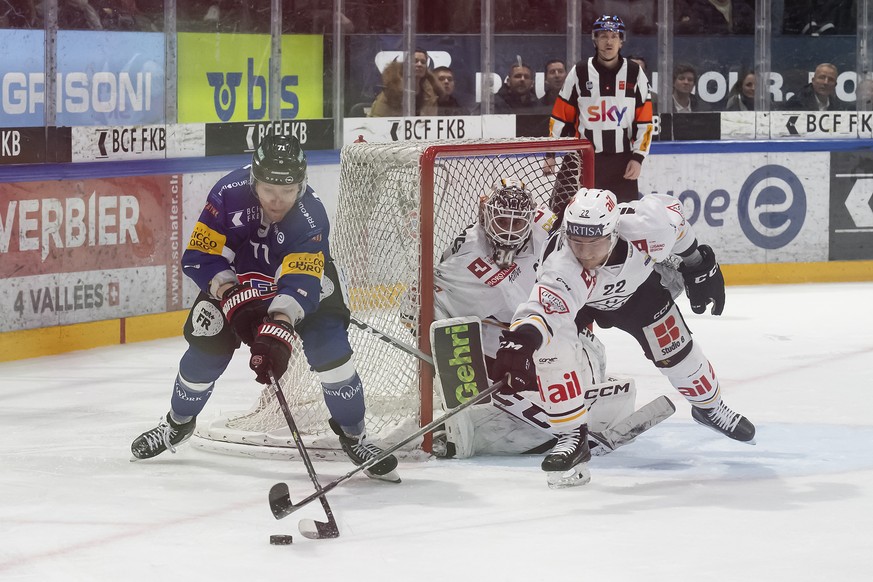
left=493, top=187, right=756, bottom=486
left=432, top=177, right=639, bottom=464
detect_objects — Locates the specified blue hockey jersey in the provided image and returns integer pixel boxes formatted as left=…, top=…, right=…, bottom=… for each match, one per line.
left=182, top=166, right=331, bottom=321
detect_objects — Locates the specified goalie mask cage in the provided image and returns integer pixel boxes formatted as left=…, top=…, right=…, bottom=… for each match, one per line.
left=195, top=137, right=594, bottom=457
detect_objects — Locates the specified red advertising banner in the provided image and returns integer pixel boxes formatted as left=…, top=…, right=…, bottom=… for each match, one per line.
left=0, top=175, right=184, bottom=331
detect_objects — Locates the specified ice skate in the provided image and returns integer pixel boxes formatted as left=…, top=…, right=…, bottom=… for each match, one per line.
left=691, top=400, right=756, bottom=444
left=329, top=418, right=401, bottom=483
left=542, top=424, right=592, bottom=489
left=431, top=424, right=456, bottom=459
left=131, top=413, right=196, bottom=460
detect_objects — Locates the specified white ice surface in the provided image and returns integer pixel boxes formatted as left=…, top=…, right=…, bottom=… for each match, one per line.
left=1, top=283, right=872, bottom=581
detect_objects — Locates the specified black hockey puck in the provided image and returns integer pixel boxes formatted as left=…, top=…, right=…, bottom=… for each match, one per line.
left=270, top=535, right=294, bottom=545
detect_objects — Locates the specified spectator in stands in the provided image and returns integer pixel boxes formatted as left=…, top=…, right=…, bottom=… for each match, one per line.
left=672, top=63, right=708, bottom=112
left=857, top=76, right=873, bottom=111
left=433, top=66, right=468, bottom=116
left=369, top=49, right=443, bottom=117
left=782, top=0, right=854, bottom=35
left=784, top=63, right=845, bottom=110
left=494, top=61, right=539, bottom=113
left=283, top=0, right=353, bottom=33
left=1, top=0, right=40, bottom=27
left=627, top=54, right=657, bottom=109
left=58, top=0, right=104, bottom=29
left=539, top=59, right=567, bottom=111
left=725, top=70, right=756, bottom=110
left=675, top=0, right=756, bottom=35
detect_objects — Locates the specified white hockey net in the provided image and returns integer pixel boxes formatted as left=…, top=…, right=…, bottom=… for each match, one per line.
left=195, top=137, right=593, bottom=455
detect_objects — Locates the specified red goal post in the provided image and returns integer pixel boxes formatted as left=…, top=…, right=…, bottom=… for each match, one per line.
left=194, top=137, right=594, bottom=457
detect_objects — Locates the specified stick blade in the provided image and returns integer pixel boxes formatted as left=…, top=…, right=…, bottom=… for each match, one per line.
left=299, top=518, right=340, bottom=539
left=593, top=395, right=677, bottom=451
left=269, top=482, right=296, bottom=520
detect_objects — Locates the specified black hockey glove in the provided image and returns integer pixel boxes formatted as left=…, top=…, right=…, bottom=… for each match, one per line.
left=492, top=328, right=539, bottom=394
left=221, top=283, right=266, bottom=345
left=679, top=245, right=725, bottom=315
left=249, top=319, right=295, bottom=385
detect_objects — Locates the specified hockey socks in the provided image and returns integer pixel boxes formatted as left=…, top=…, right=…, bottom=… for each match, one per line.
left=318, top=361, right=366, bottom=435
left=170, top=373, right=214, bottom=420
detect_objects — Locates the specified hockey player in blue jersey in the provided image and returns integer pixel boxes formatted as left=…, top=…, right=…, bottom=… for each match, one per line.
left=131, top=134, right=399, bottom=482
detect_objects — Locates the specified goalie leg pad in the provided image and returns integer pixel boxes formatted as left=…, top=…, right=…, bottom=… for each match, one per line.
left=442, top=407, right=476, bottom=459
left=583, top=376, right=637, bottom=433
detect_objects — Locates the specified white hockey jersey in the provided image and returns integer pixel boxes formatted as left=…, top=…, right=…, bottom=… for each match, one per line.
left=512, top=194, right=696, bottom=345
left=434, top=203, right=557, bottom=355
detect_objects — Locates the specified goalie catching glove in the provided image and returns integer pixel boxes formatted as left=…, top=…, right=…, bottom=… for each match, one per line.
left=679, top=244, right=725, bottom=316
left=220, top=283, right=266, bottom=345
left=492, top=327, right=541, bottom=393
left=249, top=318, right=295, bottom=384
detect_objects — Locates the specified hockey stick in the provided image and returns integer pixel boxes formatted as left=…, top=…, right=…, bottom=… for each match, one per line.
left=350, top=316, right=676, bottom=457
left=589, top=395, right=676, bottom=453
left=269, top=376, right=507, bottom=520
left=267, top=371, right=340, bottom=539
left=348, top=316, right=434, bottom=366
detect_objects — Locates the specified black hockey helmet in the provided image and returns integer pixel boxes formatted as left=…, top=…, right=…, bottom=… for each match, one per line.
left=250, top=133, right=308, bottom=192
left=592, top=14, right=625, bottom=40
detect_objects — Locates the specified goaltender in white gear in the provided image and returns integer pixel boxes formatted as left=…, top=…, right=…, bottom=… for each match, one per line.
left=432, top=177, right=636, bottom=459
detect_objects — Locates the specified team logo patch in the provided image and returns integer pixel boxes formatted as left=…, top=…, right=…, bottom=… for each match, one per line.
left=238, top=273, right=277, bottom=297
left=538, top=286, right=569, bottom=314
left=186, top=222, right=225, bottom=255
left=666, top=202, right=686, bottom=225
left=467, top=257, right=491, bottom=278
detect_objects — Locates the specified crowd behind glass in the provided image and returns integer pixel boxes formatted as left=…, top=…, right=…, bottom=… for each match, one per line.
left=1, top=1, right=865, bottom=119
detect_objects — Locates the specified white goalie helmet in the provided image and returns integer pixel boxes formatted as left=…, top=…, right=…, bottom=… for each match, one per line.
left=563, top=188, right=620, bottom=269
left=481, top=177, right=536, bottom=268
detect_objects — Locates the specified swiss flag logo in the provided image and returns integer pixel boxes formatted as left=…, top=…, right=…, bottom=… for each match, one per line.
left=467, top=258, right=491, bottom=278
left=108, top=282, right=120, bottom=306
left=619, top=81, right=626, bottom=90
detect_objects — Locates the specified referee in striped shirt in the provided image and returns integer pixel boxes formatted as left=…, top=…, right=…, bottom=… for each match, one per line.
left=547, top=15, right=654, bottom=209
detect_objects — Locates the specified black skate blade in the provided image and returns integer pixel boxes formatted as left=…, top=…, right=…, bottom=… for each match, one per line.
left=269, top=482, right=297, bottom=520
left=298, top=518, right=340, bottom=539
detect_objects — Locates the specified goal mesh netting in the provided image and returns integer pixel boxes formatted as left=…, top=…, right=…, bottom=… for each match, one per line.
left=194, top=137, right=593, bottom=456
